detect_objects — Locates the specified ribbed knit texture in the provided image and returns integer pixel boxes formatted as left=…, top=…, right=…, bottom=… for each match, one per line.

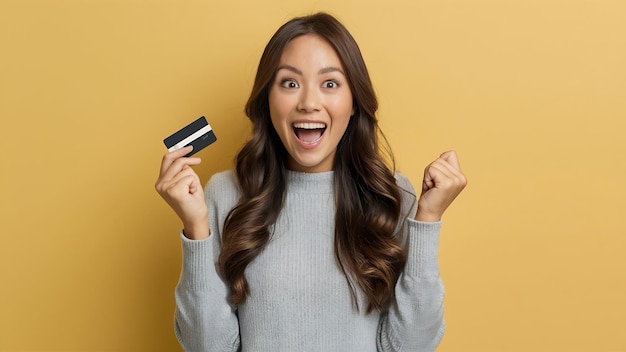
left=175, top=170, right=445, bottom=352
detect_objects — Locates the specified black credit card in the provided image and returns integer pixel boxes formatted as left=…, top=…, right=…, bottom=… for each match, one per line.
left=163, top=116, right=217, bottom=156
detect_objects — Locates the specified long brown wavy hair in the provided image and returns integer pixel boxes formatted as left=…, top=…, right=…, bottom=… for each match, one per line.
left=218, top=12, right=407, bottom=313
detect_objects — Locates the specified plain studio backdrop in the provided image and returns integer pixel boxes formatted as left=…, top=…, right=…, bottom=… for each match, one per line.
left=1, top=0, right=624, bottom=351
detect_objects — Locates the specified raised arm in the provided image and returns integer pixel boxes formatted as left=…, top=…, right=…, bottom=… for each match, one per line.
left=378, top=151, right=466, bottom=351
left=155, top=147, right=241, bottom=351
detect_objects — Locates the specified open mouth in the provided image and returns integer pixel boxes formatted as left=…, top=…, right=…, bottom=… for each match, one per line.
left=292, top=122, right=327, bottom=144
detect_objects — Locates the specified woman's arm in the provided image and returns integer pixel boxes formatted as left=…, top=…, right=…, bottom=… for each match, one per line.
left=174, top=231, right=241, bottom=352
left=377, top=220, right=445, bottom=352
left=156, top=148, right=241, bottom=351
left=378, top=152, right=466, bottom=351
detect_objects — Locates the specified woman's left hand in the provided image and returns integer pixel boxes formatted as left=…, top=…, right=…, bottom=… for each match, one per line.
left=415, top=150, right=467, bottom=222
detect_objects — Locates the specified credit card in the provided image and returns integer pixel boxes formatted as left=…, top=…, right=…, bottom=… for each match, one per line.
left=163, top=116, right=217, bottom=156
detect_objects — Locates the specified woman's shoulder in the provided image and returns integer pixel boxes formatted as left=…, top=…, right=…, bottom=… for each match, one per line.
left=207, top=169, right=237, bottom=186
left=205, top=170, right=240, bottom=201
left=394, top=172, right=417, bottom=198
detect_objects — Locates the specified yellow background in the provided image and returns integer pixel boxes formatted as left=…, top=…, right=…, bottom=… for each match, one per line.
left=1, top=0, right=624, bottom=351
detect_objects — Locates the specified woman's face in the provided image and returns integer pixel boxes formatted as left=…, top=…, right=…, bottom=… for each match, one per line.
left=269, top=34, right=354, bottom=173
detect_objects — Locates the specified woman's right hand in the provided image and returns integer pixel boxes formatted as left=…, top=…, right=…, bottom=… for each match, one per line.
left=155, top=146, right=210, bottom=240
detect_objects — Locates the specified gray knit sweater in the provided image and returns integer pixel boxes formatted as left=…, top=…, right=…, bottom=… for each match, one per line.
left=174, top=170, right=445, bottom=352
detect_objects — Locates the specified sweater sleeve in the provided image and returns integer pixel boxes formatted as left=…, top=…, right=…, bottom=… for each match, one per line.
left=174, top=172, right=241, bottom=352
left=377, top=175, right=446, bottom=352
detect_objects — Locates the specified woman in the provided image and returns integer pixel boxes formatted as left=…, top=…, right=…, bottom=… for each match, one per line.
left=156, top=12, right=466, bottom=352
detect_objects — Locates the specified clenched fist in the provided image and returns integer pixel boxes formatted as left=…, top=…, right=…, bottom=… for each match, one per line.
left=416, top=151, right=467, bottom=222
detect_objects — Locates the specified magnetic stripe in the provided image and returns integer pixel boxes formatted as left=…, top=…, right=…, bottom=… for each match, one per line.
left=167, top=124, right=213, bottom=152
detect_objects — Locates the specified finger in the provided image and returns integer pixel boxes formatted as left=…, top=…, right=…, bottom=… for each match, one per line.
left=432, top=159, right=467, bottom=189
left=159, top=145, right=195, bottom=176
left=428, top=151, right=467, bottom=183
left=166, top=173, right=202, bottom=198
left=156, top=159, right=202, bottom=193
left=154, top=158, right=200, bottom=193
left=168, top=166, right=202, bottom=190
left=158, top=172, right=203, bottom=203
left=158, top=162, right=201, bottom=192
left=159, top=146, right=194, bottom=176
left=439, top=150, right=462, bottom=172
left=422, top=178, right=434, bottom=194
left=424, top=159, right=455, bottom=184
left=422, top=162, right=448, bottom=193
left=432, top=158, right=455, bottom=175
left=159, top=155, right=201, bottom=183
left=421, top=168, right=444, bottom=196
left=422, top=158, right=466, bottom=195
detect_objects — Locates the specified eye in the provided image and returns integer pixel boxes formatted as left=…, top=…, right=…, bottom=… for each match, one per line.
left=322, top=80, right=339, bottom=89
left=280, top=79, right=299, bottom=88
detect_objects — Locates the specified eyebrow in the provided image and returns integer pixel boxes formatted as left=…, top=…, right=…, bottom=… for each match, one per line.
left=276, top=65, right=345, bottom=76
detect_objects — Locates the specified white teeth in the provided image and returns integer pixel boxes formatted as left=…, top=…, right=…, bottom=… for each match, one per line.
left=293, top=122, right=326, bottom=129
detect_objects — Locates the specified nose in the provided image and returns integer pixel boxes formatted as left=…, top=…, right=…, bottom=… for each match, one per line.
left=296, top=85, right=321, bottom=113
